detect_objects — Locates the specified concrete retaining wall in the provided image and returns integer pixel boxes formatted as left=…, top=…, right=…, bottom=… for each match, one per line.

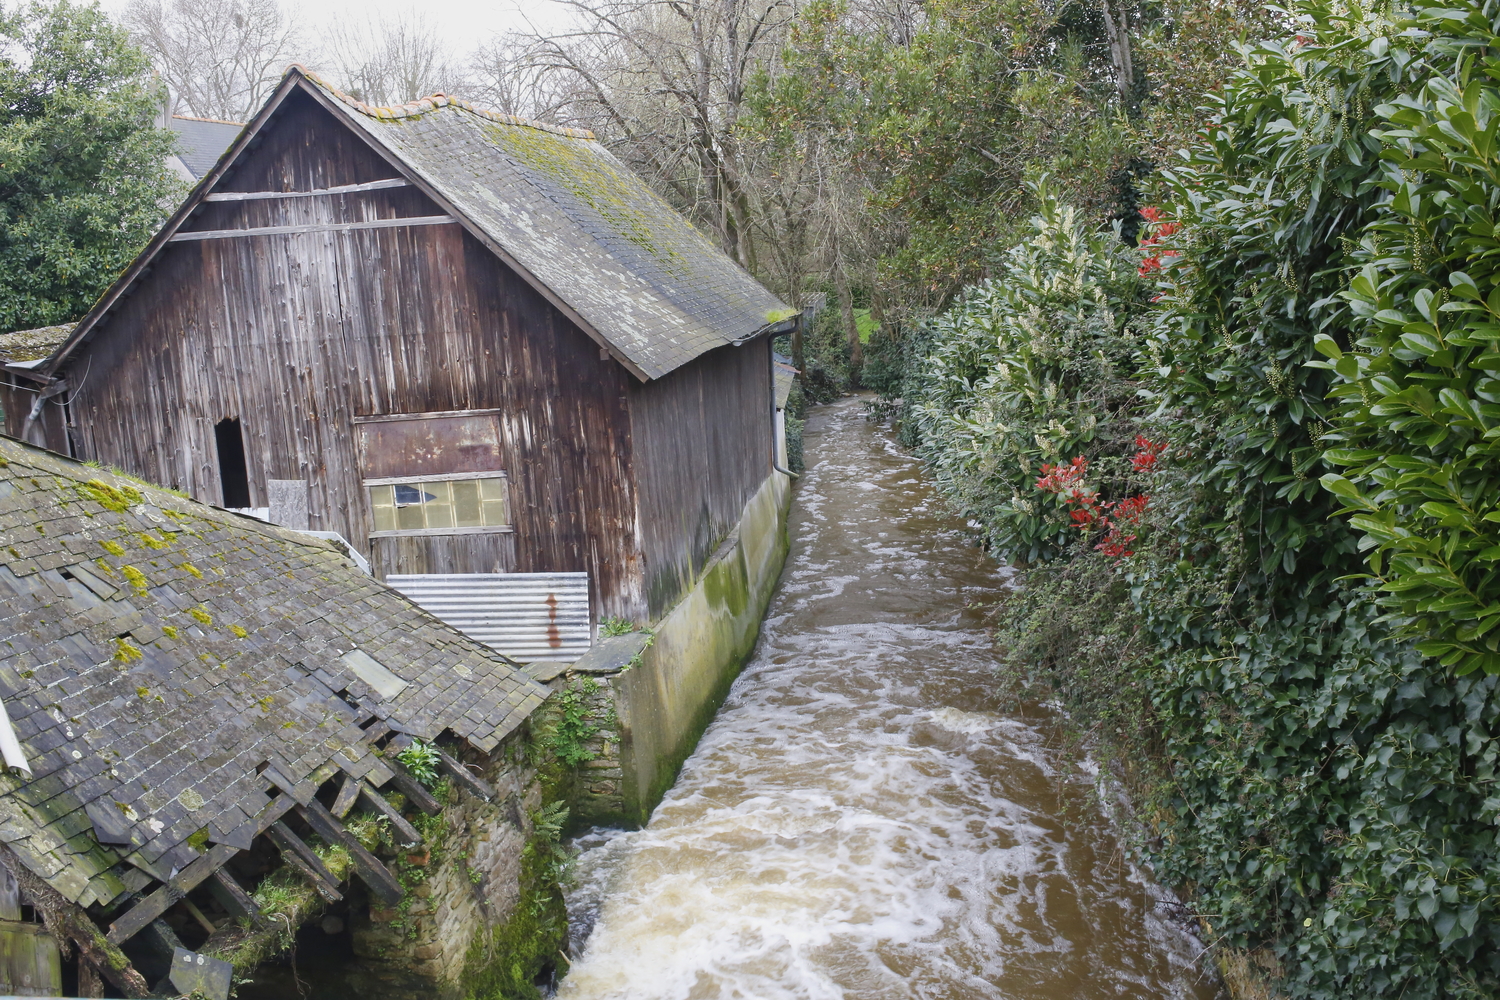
left=612, top=471, right=791, bottom=826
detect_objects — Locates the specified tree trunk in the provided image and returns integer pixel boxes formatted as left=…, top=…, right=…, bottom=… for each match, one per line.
left=834, top=262, right=862, bottom=376
left=1100, top=0, right=1134, bottom=108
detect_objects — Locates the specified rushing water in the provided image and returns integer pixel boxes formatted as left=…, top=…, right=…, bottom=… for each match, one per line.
left=557, top=398, right=1216, bottom=1000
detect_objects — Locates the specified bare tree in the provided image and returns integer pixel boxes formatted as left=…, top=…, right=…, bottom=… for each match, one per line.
left=467, top=34, right=571, bottom=119
left=528, top=0, right=797, bottom=271
left=322, top=12, right=469, bottom=107
left=121, top=0, right=299, bottom=120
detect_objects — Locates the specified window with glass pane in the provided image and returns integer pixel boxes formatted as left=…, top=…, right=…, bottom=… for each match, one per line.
left=368, top=475, right=509, bottom=533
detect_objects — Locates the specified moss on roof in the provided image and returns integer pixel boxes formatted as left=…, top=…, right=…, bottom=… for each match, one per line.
left=0, top=434, right=546, bottom=909
left=302, top=70, right=788, bottom=380
left=0, top=325, right=72, bottom=364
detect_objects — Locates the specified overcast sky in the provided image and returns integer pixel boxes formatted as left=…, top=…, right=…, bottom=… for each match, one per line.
left=305, top=0, right=577, bottom=53
left=96, top=0, right=580, bottom=70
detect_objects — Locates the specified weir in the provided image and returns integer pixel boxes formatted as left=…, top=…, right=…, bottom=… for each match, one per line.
left=553, top=398, right=1216, bottom=999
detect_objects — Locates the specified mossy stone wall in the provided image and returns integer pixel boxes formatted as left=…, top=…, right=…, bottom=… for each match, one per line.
left=346, top=737, right=544, bottom=999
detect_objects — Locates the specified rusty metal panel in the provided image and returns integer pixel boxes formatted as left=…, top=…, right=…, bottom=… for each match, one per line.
left=355, top=412, right=503, bottom=479
left=386, top=572, right=590, bottom=663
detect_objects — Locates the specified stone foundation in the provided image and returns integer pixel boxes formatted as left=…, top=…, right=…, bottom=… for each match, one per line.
left=559, top=472, right=790, bottom=828
left=346, top=732, right=543, bottom=998
left=328, top=471, right=789, bottom=994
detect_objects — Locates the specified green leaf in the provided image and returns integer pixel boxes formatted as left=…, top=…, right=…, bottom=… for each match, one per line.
left=1313, top=334, right=1343, bottom=359
left=1321, top=474, right=1373, bottom=505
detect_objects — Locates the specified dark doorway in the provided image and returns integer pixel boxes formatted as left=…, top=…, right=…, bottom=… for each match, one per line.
left=214, top=418, right=251, bottom=507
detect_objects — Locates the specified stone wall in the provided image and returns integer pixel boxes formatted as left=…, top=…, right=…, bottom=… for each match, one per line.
left=528, top=672, right=626, bottom=829
left=347, top=731, right=543, bottom=999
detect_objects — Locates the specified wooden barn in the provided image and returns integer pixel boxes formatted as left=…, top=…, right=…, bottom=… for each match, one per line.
left=1, top=66, right=794, bottom=665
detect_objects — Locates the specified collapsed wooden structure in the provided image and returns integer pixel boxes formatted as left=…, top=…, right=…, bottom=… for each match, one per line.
left=0, top=433, right=545, bottom=995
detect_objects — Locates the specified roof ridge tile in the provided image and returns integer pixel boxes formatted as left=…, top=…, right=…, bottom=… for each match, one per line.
left=294, top=64, right=596, bottom=140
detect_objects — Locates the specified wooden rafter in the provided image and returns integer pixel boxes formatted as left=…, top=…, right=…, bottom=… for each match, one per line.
left=265, top=822, right=342, bottom=903
left=166, top=215, right=455, bottom=242
left=106, top=845, right=239, bottom=944
left=295, top=799, right=404, bottom=905
left=357, top=782, right=424, bottom=849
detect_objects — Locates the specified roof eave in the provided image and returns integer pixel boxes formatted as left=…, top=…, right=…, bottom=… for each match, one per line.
left=2, top=361, right=54, bottom=384
left=734, top=316, right=798, bottom=346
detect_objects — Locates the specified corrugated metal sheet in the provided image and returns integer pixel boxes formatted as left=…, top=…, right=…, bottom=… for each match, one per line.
left=386, top=572, right=591, bottom=662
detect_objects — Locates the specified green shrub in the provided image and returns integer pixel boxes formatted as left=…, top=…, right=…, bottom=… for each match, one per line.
left=913, top=2, right=1500, bottom=994
left=908, top=184, right=1148, bottom=563
left=1320, top=3, right=1500, bottom=677
left=1131, top=3, right=1500, bottom=992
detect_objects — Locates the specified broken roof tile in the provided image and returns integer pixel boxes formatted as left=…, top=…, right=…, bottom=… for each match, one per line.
left=0, top=434, right=547, bottom=905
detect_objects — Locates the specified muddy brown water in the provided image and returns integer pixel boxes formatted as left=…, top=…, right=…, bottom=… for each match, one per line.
left=556, top=398, right=1217, bottom=1000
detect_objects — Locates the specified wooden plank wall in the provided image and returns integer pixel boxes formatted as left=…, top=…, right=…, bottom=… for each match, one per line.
left=56, top=90, right=647, bottom=623
left=0, top=386, right=68, bottom=455
left=629, top=338, right=774, bottom=618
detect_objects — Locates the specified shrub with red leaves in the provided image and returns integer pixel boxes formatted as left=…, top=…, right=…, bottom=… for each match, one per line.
left=1131, top=435, right=1166, bottom=472
left=1035, top=439, right=1160, bottom=558
left=1137, top=207, right=1181, bottom=277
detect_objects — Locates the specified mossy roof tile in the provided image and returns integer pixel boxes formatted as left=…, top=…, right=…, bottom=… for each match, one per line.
left=0, top=434, right=546, bottom=905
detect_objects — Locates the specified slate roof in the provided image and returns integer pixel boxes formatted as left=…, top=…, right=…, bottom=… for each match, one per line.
left=0, top=434, right=546, bottom=909
left=36, top=68, right=792, bottom=383
left=167, top=116, right=243, bottom=178
left=303, top=72, right=791, bottom=379
left=0, top=326, right=72, bottom=366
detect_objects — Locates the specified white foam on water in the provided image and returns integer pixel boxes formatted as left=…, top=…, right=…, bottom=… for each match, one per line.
left=558, top=399, right=1212, bottom=1000
left=928, top=707, right=1000, bottom=734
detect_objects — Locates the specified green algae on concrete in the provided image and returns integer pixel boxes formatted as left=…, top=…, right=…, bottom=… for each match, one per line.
left=610, top=472, right=791, bottom=826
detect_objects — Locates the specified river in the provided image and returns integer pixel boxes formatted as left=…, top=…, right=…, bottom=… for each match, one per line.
left=555, top=397, right=1216, bottom=1000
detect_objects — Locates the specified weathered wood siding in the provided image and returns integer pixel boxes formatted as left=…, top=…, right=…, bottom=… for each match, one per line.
left=629, top=338, right=773, bottom=617
left=56, top=90, right=647, bottom=622
left=0, top=379, right=67, bottom=454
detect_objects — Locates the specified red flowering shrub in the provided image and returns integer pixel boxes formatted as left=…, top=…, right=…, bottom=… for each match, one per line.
left=1136, top=207, right=1181, bottom=277
left=1035, top=439, right=1160, bottom=558
left=1131, top=435, right=1166, bottom=472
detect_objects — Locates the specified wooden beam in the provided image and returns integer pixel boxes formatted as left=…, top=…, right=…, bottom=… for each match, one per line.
left=167, top=215, right=455, bottom=243
left=181, top=898, right=216, bottom=935
left=436, top=750, right=495, bottom=802
left=266, top=822, right=340, bottom=888
left=357, top=782, right=423, bottom=849
left=382, top=758, right=442, bottom=815
left=330, top=772, right=361, bottom=819
left=0, top=847, right=149, bottom=997
left=106, top=845, right=239, bottom=944
left=203, top=178, right=409, bottom=201
left=250, top=792, right=298, bottom=833
left=206, top=869, right=262, bottom=925
left=294, top=800, right=403, bottom=905
left=265, top=823, right=342, bottom=903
